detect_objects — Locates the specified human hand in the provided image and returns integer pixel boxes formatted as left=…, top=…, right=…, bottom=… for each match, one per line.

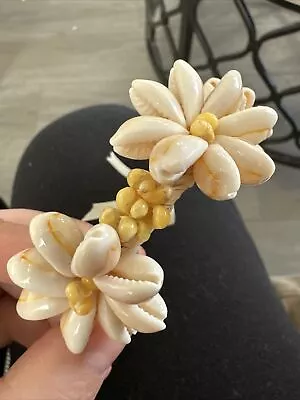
left=0, top=209, right=124, bottom=400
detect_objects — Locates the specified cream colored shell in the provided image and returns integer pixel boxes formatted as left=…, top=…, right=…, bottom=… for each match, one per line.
left=129, top=79, right=186, bottom=127
left=110, top=116, right=188, bottom=160
left=71, top=224, right=121, bottom=278
left=168, top=59, right=203, bottom=127
left=149, top=135, right=208, bottom=185
left=193, top=143, right=241, bottom=200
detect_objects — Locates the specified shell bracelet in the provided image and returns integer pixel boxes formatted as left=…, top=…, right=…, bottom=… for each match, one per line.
left=7, top=60, right=278, bottom=354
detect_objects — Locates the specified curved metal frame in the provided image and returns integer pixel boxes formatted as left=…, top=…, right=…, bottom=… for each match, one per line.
left=145, top=0, right=300, bottom=167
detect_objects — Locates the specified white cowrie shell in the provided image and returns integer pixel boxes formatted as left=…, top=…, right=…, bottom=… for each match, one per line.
left=239, top=129, right=273, bottom=145
left=216, top=135, right=275, bottom=185
left=29, top=212, right=83, bottom=277
left=97, top=294, right=131, bottom=344
left=7, top=248, right=71, bottom=297
left=202, top=70, right=242, bottom=118
left=168, top=59, right=203, bottom=128
left=203, top=77, right=220, bottom=102
left=110, top=116, right=188, bottom=160
left=240, top=87, right=256, bottom=110
left=94, top=254, right=163, bottom=304
left=149, top=134, right=208, bottom=185
left=139, top=294, right=168, bottom=321
left=216, top=106, right=278, bottom=144
left=60, top=302, right=96, bottom=354
left=193, top=143, right=241, bottom=200
left=129, top=79, right=186, bottom=127
left=105, top=296, right=166, bottom=333
left=17, top=290, right=69, bottom=320
left=71, top=224, right=121, bottom=278
left=230, top=87, right=256, bottom=113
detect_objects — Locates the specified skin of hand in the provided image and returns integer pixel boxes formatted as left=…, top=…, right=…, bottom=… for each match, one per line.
left=0, top=209, right=125, bottom=400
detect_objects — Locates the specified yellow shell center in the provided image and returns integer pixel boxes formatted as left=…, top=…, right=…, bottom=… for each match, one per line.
left=65, top=277, right=97, bottom=316
left=189, top=112, right=218, bottom=143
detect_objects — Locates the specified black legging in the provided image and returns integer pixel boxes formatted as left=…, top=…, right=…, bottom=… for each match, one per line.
left=11, top=105, right=300, bottom=399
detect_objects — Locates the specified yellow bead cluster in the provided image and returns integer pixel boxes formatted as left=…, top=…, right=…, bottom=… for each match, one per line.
left=190, top=112, right=219, bottom=143
left=100, top=169, right=172, bottom=245
left=65, top=277, right=97, bottom=315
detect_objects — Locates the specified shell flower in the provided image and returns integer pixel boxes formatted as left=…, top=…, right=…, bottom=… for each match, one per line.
left=110, top=59, right=278, bottom=200
left=7, top=212, right=167, bottom=354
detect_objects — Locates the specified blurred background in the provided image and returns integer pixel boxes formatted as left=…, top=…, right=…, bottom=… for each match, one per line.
left=0, top=0, right=299, bottom=274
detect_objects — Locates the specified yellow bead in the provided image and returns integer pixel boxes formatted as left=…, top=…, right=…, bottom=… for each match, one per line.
left=118, top=216, right=138, bottom=242
left=65, top=280, right=82, bottom=304
left=74, top=296, right=94, bottom=316
left=100, top=207, right=120, bottom=229
left=142, top=212, right=153, bottom=226
left=65, top=279, right=96, bottom=315
left=116, top=187, right=137, bottom=214
left=127, top=169, right=151, bottom=189
left=190, top=119, right=215, bottom=143
left=198, top=112, right=219, bottom=130
left=136, top=220, right=152, bottom=243
left=138, top=179, right=157, bottom=193
left=130, top=198, right=149, bottom=219
left=152, top=205, right=171, bottom=229
left=81, top=277, right=97, bottom=291
left=141, top=188, right=167, bottom=205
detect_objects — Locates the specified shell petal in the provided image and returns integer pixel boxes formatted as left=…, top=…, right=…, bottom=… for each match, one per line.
left=29, top=212, right=84, bottom=277
left=193, top=143, right=241, bottom=200
left=71, top=224, right=121, bottom=278
left=94, top=254, right=163, bottom=304
left=168, top=59, right=203, bottom=127
left=129, top=79, right=186, bottom=127
left=97, top=294, right=131, bottom=344
left=216, top=106, right=278, bottom=144
left=112, top=253, right=164, bottom=284
left=241, top=87, right=256, bottom=110
left=149, top=134, right=208, bottom=185
left=239, top=129, right=273, bottom=145
left=7, top=248, right=71, bottom=297
left=202, top=70, right=242, bottom=118
left=110, top=116, right=189, bottom=160
left=60, top=302, right=96, bottom=354
left=105, top=297, right=166, bottom=333
left=216, top=135, right=275, bottom=185
left=139, top=294, right=168, bottom=320
left=203, top=77, right=220, bottom=102
left=230, top=87, right=256, bottom=113
left=17, top=290, right=69, bottom=320
left=95, top=276, right=159, bottom=305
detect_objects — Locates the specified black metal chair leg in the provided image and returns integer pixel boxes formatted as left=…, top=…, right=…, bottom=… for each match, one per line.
left=178, top=0, right=199, bottom=60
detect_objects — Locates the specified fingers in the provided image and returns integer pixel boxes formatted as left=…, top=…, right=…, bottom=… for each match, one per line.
left=1, top=326, right=124, bottom=400
left=0, top=294, right=49, bottom=347
left=0, top=282, right=21, bottom=299
left=0, top=208, right=91, bottom=231
left=0, top=208, right=41, bottom=225
left=0, top=220, right=33, bottom=284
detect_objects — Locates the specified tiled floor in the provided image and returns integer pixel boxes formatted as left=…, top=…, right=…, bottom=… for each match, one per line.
left=0, top=0, right=299, bottom=274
